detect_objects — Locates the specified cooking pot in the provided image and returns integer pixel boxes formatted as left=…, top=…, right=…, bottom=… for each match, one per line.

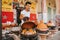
left=21, top=22, right=36, bottom=29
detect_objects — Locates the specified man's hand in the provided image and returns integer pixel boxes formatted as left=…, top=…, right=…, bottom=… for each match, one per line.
left=19, top=14, right=24, bottom=20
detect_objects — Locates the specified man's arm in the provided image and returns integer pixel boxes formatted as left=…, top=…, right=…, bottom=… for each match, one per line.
left=19, top=14, right=24, bottom=20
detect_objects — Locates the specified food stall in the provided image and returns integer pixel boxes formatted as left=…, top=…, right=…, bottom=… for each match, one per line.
left=2, top=0, right=53, bottom=40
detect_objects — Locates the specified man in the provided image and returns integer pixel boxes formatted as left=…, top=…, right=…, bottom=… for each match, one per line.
left=20, top=2, right=31, bottom=20
left=20, top=2, right=31, bottom=25
left=13, top=5, right=17, bottom=23
left=16, top=7, right=23, bottom=25
left=55, top=14, right=60, bottom=30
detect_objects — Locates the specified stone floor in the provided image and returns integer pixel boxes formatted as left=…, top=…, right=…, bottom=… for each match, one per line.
left=47, top=31, right=60, bottom=40
left=37, top=29, right=60, bottom=40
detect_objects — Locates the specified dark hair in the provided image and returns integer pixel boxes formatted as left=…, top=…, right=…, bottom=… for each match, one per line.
left=25, top=2, right=31, bottom=6
left=23, top=17, right=29, bottom=22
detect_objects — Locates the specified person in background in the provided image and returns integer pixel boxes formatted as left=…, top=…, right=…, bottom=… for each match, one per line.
left=20, top=2, right=31, bottom=25
left=12, top=5, right=17, bottom=24
left=55, top=14, right=60, bottom=30
left=13, top=5, right=17, bottom=23
left=16, top=7, right=22, bottom=25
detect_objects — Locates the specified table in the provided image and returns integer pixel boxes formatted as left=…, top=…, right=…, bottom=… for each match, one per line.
left=11, top=27, right=21, bottom=35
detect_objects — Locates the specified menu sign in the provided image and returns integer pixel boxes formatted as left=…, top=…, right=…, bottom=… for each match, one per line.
left=2, top=0, right=13, bottom=12
left=2, top=0, right=13, bottom=23
left=30, top=14, right=36, bottom=21
left=30, top=2, right=36, bottom=13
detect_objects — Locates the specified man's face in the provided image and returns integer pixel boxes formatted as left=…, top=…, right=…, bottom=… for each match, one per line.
left=25, top=4, right=31, bottom=11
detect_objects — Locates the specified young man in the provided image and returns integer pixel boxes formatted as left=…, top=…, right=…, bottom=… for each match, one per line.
left=20, top=2, right=31, bottom=25
left=20, top=2, right=31, bottom=20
